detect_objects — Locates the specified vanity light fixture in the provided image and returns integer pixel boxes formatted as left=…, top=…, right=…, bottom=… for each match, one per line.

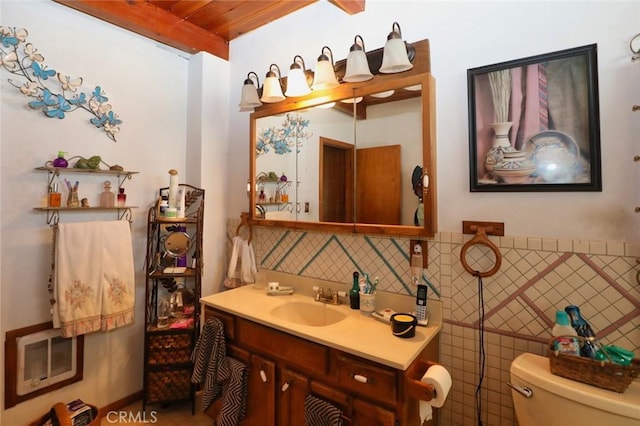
left=261, top=64, right=286, bottom=103
left=343, top=35, right=374, bottom=82
left=312, top=46, right=340, bottom=91
left=239, top=72, right=262, bottom=111
left=285, top=55, right=312, bottom=97
left=379, top=22, right=413, bottom=74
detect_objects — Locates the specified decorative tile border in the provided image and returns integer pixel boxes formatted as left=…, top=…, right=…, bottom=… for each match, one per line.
left=225, top=218, right=640, bottom=425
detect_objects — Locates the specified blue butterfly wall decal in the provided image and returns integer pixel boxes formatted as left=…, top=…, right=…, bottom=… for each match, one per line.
left=0, top=26, right=123, bottom=142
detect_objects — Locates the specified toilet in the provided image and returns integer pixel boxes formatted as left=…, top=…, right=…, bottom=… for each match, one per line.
left=510, top=353, right=640, bottom=426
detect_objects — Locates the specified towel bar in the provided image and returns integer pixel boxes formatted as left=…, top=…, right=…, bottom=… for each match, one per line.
left=235, top=212, right=253, bottom=244
left=460, top=221, right=503, bottom=278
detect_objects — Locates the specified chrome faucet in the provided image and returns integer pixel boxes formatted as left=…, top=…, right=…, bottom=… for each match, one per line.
left=313, top=286, right=345, bottom=305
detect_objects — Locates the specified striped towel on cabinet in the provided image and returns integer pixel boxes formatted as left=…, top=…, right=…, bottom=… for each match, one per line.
left=216, top=357, right=248, bottom=426
left=191, top=318, right=249, bottom=425
left=304, top=394, right=344, bottom=426
left=191, top=318, right=229, bottom=411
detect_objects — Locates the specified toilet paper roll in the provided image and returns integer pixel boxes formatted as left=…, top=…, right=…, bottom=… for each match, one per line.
left=421, top=364, right=452, bottom=408
left=419, top=365, right=452, bottom=423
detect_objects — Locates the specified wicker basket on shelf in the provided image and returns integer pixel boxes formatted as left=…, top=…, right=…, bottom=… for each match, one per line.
left=548, top=337, right=640, bottom=393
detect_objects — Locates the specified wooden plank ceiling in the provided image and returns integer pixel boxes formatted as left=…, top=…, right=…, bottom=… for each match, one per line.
left=53, top=0, right=365, bottom=61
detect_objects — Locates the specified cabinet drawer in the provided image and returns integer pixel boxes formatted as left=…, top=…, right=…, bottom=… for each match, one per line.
left=146, top=369, right=191, bottom=402
left=204, top=307, right=235, bottom=340
left=334, top=353, right=397, bottom=403
left=147, top=333, right=192, bottom=365
left=236, top=318, right=328, bottom=373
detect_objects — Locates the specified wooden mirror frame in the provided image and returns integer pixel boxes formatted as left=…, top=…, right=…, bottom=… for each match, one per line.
left=249, top=39, right=437, bottom=237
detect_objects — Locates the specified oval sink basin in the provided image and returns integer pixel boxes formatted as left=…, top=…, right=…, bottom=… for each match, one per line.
left=270, top=302, right=347, bottom=327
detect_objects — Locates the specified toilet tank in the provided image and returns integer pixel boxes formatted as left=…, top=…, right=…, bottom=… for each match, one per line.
left=510, top=353, right=640, bottom=426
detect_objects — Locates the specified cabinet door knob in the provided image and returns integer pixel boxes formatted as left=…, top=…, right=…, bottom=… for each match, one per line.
left=281, top=379, right=292, bottom=392
left=259, top=369, right=268, bottom=383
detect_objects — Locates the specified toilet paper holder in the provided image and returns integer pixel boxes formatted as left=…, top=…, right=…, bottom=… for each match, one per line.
left=405, top=359, right=438, bottom=401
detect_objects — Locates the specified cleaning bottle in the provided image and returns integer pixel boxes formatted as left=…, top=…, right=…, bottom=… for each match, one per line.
left=52, top=151, right=68, bottom=168
left=564, top=305, right=598, bottom=359
left=551, top=310, right=580, bottom=355
left=349, top=271, right=360, bottom=310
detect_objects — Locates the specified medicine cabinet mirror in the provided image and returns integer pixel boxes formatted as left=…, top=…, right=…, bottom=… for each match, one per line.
left=249, top=39, right=436, bottom=237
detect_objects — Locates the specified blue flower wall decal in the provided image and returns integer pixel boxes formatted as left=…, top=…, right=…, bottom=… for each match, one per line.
left=256, top=113, right=312, bottom=156
left=0, top=27, right=122, bottom=142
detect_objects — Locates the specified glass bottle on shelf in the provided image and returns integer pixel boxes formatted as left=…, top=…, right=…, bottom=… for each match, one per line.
left=48, top=183, right=61, bottom=208
left=117, top=188, right=126, bottom=207
left=99, top=181, right=115, bottom=207
left=157, top=299, right=170, bottom=328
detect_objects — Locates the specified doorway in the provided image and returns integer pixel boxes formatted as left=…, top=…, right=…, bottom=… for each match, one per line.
left=319, top=137, right=354, bottom=223
left=356, top=145, right=401, bottom=225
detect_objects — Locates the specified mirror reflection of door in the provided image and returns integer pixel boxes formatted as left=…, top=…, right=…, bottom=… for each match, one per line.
left=319, top=137, right=354, bottom=222
left=356, top=145, right=401, bottom=225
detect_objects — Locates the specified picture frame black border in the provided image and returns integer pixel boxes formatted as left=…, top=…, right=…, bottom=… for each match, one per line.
left=467, top=44, right=602, bottom=192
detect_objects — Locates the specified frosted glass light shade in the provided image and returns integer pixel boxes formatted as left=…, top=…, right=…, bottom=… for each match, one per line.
left=344, top=49, right=373, bottom=82
left=239, top=73, right=262, bottom=111
left=285, top=68, right=311, bottom=97
left=261, top=64, right=285, bottom=103
left=380, top=38, right=413, bottom=73
left=312, top=46, right=339, bottom=91
left=285, top=55, right=311, bottom=97
left=261, top=76, right=285, bottom=103
left=379, top=22, right=413, bottom=74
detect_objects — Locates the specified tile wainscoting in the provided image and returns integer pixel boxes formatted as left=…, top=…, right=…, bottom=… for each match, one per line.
left=225, top=219, right=640, bottom=426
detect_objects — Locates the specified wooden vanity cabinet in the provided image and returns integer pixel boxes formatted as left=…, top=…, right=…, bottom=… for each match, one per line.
left=204, top=306, right=438, bottom=426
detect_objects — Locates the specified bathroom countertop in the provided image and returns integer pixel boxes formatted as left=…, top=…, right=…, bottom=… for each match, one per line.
left=200, top=274, right=442, bottom=371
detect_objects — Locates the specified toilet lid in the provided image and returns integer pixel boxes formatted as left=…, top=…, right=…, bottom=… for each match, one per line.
left=511, top=353, right=640, bottom=420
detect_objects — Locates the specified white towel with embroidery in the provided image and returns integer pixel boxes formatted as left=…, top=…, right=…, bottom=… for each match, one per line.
left=52, top=221, right=135, bottom=337
left=224, top=236, right=257, bottom=288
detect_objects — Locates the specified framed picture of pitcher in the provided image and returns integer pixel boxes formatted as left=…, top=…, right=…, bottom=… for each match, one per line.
left=467, top=44, right=602, bottom=192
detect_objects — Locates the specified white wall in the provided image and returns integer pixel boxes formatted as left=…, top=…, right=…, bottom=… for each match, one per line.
left=0, top=1, right=227, bottom=422
left=228, top=0, right=640, bottom=242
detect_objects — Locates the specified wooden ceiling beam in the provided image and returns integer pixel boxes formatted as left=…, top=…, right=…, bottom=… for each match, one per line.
left=53, top=0, right=229, bottom=60
left=328, top=0, right=365, bottom=15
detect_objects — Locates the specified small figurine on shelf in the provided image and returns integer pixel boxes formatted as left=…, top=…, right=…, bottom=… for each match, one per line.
left=81, top=198, right=90, bottom=208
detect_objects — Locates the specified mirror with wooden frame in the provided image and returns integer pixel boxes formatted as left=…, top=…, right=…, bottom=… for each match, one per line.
left=249, top=39, right=436, bottom=237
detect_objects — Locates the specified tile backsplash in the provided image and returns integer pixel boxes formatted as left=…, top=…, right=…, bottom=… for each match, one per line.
left=226, top=219, right=640, bottom=426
